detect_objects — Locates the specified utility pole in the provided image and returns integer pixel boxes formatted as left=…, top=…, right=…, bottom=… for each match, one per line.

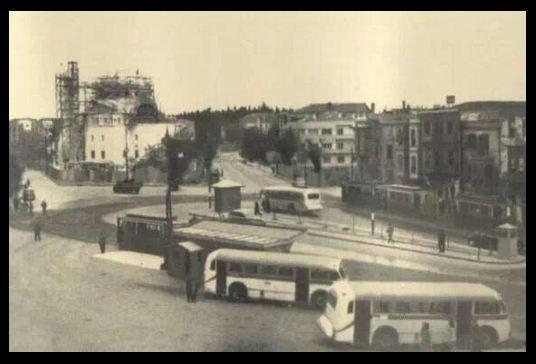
left=163, top=132, right=173, bottom=270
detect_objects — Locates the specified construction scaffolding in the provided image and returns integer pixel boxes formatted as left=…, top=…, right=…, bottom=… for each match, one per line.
left=55, top=61, right=80, bottom=120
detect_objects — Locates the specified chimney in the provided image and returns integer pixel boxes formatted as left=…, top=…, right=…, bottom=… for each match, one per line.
left=371, top=102, right=376, bottom=113
left=402, top=100, right=406, bottom=110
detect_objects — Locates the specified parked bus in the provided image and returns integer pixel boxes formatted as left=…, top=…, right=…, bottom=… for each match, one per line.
left=204, top=249, right=347, bottom=308
left=260, top=186, right=323, bottom=215
left=317, top=281, right=510, bottom=350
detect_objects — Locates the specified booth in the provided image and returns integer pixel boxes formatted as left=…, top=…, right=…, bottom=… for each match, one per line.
left=493, top=223, right=519, bottom=258
left=167, top=241, right=204, bottom=281
left=212, top=179, right=244, bottom=214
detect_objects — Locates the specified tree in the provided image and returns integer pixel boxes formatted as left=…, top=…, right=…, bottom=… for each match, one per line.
left=241, top=127, right=269, bottom=163
left=306, top=140, right=322, bottom=173
left=275, top=128, right=299, bottom=165
left=9, top=152, right=24, bottom=198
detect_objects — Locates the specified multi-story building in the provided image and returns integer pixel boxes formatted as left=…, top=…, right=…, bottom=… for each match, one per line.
left=296, top=102, right=373, bottom=120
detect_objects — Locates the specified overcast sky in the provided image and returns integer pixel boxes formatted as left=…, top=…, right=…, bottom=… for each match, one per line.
left=9, top=11, right=526, bottom=119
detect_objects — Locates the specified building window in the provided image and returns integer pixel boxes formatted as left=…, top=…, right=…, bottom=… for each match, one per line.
left=91, top=135, right=94, bottom=142
left=321, top=128, right=332, bottom=136
left=91, top=150, right=95, bottom=159
left=410, top=129, right=416, bottom=147
left=323, top=156, right=331, bottom=164
left=101, top=135, right=105, bottom=142
left=410, top=156, right=417, bottom=174
left=447, top=121, right=453, bottom=134
left=322, top=143, right=332, bottom=150
left=135, top=150, right=139, bottom=158
left=135, top=134, right=138, bottom=141
left=337, top=128, right=344, bottom=136
left=336, top=142, right=344, bottom=150
left=387, top=145, right=393, bottom=159
left=448, top=150, right=455, bottom=167
left=397, top=155, right=404, bottom=170
left=337, top=156, right=346, bottom=164
left=101, top=151, right=105, bottom=159
left=466, top=134, right=477, bottom=149
left=424, top=121, right=431, bottom=135
left=478, top=134, right=489, bottom=156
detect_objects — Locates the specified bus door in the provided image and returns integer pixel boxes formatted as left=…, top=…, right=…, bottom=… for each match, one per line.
left=295, top=268, right=310, bottom=306
left=216, top=260, right=227, bottom=296
left=354, top=300, right=372, bottom=345
left=457, top=301, right=473, bottom=348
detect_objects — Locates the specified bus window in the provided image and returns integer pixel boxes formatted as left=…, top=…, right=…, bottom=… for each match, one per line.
left=327, top=271, right=340, bottom=281
left=373, top=301, right=391, bottom=314
left=338, top=267, right=347, bottom=279
left=498, top=300, right=508, bottom=314
left=260, top=265, right=278, bottom=276
left=278, top=266, right=294, bottom=278
left=430, top=302, right=453, bottom=314
left=307, top=193, right=320, bottom=200
left=347, top=301, right=354, bottom=314
left=395, top=301, right=411, bottom=314
left=228, top=262, right=242, bottom=273
left=475, top=301, right=501, bottom=315
left=311, top=269, right=329, bottom=281
left=210, top=260, right=216, bottom=271
left=243, top=264, right=258, bottom=275
left=327, top=291, right=338, bottom=309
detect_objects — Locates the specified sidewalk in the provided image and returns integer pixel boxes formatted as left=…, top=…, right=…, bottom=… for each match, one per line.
left=308, top=229, right=525, bottom=267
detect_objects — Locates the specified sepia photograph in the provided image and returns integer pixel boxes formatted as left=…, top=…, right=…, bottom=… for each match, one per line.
left=8, top=11, right=526, bottom=352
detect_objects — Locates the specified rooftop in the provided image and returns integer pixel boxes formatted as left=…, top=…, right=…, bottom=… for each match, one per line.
left=174, top=220, right=304, bottom=249
left=337, top=281, right=500, bottom=300
left=297, top=102, right=370, bottom=114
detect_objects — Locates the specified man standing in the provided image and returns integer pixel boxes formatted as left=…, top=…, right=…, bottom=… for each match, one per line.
left=470, top=319, right=483, bottom=352
left=371, top=212, right=375, bottom=235
left=98, top=232, right=107, bottom=254
left=41, top=200, right=48, bottom=216
left=438, top=230, right=446, bottom=253
left=254, top=200, right=262, bottom=217
left=386, top=222, right=395, bottom=244
left=185, top=273, right=193, bottom=303
left=420, top=322, right=433, bottom=352
left=33, top=220, right=42, bottom=241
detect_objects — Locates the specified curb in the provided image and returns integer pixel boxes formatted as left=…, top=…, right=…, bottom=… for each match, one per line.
left=308, top=230, right=526, bottom=267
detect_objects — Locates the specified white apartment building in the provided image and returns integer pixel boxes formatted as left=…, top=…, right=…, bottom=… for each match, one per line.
left=84, top=113, right=194, bottom=167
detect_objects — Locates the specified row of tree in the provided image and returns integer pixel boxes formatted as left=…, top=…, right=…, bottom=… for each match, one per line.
left=240, top=126, right=322, bottom=174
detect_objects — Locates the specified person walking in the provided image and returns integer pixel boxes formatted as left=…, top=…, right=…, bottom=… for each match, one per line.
left=98, top=232, right=107, bottom=254
left=254, top=200, right=262, bottom=217
left=41, top=200, right=48, bottom=216
left=470, top=319, right=483, bottom=352
left=29, top=202, right=34, bottom=217
left=386, top=222, right=395, bottom=244
left=33, top=220, right=42, bottom=241
left=371, top=213, right=376, bottom=235
left=447, top=319, right=457, bottom=352
left=185, top=273, right=193, bottom=303
left=420, top=322, right=433, bottom=352
left=13, top=196, right=19, bottom=212
left=438, top=230, right=446, bottom=253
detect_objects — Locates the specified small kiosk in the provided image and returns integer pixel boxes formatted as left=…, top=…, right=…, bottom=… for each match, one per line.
left=212, top=179, right=244, bottom=214
left=167, top=241, right=204, bottom=282
left=493, top=223, right=519, bottom=258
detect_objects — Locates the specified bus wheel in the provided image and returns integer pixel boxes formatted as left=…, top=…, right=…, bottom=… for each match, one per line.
left=228, top=283, right=248, bottom=302
left=288, top=204, right=296, bottom=214
left=480, top=326, right=498, bottom=349
left=372, top=327, right=399, bottom=351
left=311, top=290, right=327, bottom=310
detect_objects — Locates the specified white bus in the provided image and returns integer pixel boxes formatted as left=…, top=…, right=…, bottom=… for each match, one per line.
left=260, top=186, right=323, bottom=214
left=204, top=249, right=347, bottom=308
left=317, top=281, right=510, bottom=350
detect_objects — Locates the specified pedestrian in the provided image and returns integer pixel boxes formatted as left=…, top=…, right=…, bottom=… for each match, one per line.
left=33, top=220, right=42, bottom=241
left=386, top=222, right=395, bottom=244
left=447, top=319, right=457, bottom=352
left=438, top=230, right=446, bottom=253
left=13, top=196, right=19, bottom=212
left=470, top=319, right=482, bottom=352
left=185, top=273, right=193, bottom=303
left=25, top=179, right=31, bottom=189
left=98, top=232, right=106, bottom=254
left=420, top=322, right=433, bottom=352
left=371, top=212, right=376, bottom=235
left=41, top=200, right=48, bottom=216
left=254, top=200, right=262, bottom=217
left=28, top=201, right=34, bottom=217
left=191, top=277, right=199, bottom=302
